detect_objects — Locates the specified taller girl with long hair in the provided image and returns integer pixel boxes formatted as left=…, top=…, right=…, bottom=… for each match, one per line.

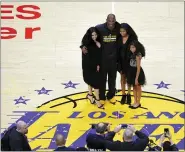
left=81, top=27, right=104, bottom=109
left=117, top=23, right=138, bottom=105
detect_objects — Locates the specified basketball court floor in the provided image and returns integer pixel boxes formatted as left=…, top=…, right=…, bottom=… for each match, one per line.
left=1, top=1, right=184, bottom=151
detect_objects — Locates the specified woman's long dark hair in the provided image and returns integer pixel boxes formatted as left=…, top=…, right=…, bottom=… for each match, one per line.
left=82, top=27, right=101, bottom=46
left=129, top=40, right=146, bottom=57
left=120, top=23, right=138, bottom=40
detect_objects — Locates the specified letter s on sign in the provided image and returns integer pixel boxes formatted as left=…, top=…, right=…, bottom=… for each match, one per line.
left=16, top=5, right=41, bottom=20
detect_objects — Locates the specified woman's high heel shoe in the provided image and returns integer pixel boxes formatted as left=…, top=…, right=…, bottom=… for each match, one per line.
left=94, top=98, right=104, bottom=109
left=86, top=94, right=95, bottom=104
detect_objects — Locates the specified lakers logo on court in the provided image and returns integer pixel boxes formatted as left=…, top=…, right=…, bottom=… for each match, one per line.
left=3, top=90, right=185, bottom=151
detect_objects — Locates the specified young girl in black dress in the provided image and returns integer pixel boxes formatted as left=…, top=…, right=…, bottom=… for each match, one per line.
left=117, top=23, right=138, bottom=105
left=127, top=40, right=146, bottom=109
left=82, top=27, right=104, bottom=109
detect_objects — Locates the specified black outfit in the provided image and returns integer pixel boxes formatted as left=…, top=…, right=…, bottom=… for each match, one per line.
left=76, top=147, right=88, bottom=151
left=4, top=127, right=32, bottom=151
left=86, top=132, right=115, bottom=151
left=96, top=22, right=121, bottom=100
left=54, top=146, right=75, bottom=151
left=82, top=42, right=102, bottom=89
left=117, top=36, right=137, bottom=74
left=155, top=144, right=179, bottom=151
left=81, top=22, right=121, bottom=100
left=1, top=126, right=16, bottom=151
left=126, top=52, right=146, bottom=86
left=104, top=130, right=149, bottom=151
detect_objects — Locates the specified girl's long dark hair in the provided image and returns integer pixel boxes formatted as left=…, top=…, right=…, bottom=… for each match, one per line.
left=120, top=23, right=138, bottom=40
left=82, top=27, right=101, bottom=46
left=129, top=40, right=146, bottom=57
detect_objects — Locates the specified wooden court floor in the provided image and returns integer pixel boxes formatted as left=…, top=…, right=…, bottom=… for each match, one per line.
left=1, top=2, right=184, bottom=151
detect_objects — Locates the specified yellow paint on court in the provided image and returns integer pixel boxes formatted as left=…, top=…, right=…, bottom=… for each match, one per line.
left=26, top=91, right=184, bottom=151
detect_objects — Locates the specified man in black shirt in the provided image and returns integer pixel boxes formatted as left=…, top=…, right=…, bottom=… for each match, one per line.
left=86, top=122, right=122, bottom=151
left=54, top=134, right=75, bottom=151
left=104, top=125, right=149, bottom=151
left=81, top=14, right=121, bottom=103
left=2, top=121, right=32, bottom=151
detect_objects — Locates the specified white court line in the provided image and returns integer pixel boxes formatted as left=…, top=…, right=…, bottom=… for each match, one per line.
left=111, top=2, right=115, bottom=14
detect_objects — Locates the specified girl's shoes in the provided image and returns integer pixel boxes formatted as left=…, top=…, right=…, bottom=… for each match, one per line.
left=121, top=95, right=126, bottom=104
left=126, top=94, right=131, bottom=105
left=121, top=94, right=131, bottom=105
left=129, top=104, right=141, bottom=109
left=129, top=103, right=136, bottom=108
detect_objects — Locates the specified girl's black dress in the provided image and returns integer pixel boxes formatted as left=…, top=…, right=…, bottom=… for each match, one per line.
left=126, top=52, right=146, bottom=86
left=117, top=36, right=137, bottom=74
left=82, top=42, right=102, bottom=89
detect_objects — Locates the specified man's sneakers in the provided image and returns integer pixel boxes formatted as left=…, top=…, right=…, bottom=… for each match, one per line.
left=100, top=100, right=105, bottom=105
left=109, top=97, right=117, bottom=104
left=106, top=92, right=117, bottom=104
left=99, top=92, right=132, bottom=105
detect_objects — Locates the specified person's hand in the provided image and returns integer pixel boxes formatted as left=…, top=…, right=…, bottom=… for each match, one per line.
left=127, top=125, right=136, bottom=133
left=159, top=134, right=165, bottom=147
left=82, top=46, right=88, bottom=54
left=166, top=132, right=172, bottom=140
left=160, top=134, right=165, bottom=142
left=106, top=123, right=111, bottom=132
left=97, top=65, right=100, bottom=72
left=167, top=132, right=174, bottom=145
left=135, top=79, right=139, bottom=86
left=113, top=125, right=122, bottom=133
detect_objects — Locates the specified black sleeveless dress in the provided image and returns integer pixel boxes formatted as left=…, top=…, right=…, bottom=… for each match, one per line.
left=126, top=52, right=146, bottom=86
left=82, top=42, right=102, bottom=89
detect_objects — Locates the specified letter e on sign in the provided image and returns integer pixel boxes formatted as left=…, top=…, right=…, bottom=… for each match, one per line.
left=1, top=27, right=17, bottom=39
left=1, top=5, right=14, bottom=19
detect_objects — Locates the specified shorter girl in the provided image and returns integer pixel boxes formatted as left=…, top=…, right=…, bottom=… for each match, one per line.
left=126, top=40, right=146, bottom=109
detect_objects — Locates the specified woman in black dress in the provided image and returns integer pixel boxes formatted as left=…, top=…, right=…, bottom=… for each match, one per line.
left=82, top=27, right=104, bottom=109
left=117, top=23, right=138, bottom=105
left=127, top=40, right=146, bottom=109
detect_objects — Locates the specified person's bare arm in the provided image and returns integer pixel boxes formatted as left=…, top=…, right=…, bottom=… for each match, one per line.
left=135, top=54, right=142, bottom=85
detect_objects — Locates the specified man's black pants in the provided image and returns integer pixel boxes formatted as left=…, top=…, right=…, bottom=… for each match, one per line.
left=99, top=60, right=117, bottom=100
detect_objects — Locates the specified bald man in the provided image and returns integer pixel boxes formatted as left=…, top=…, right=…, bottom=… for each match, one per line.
left=103, top=125, right=149, bottom=151
left=5, top=121, right=31, bottom=151
left=86, top=122, right=120, bottom=151
left=80, top=14, right=121, bottom=103
left=54, top=134, right=75, bottom=151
